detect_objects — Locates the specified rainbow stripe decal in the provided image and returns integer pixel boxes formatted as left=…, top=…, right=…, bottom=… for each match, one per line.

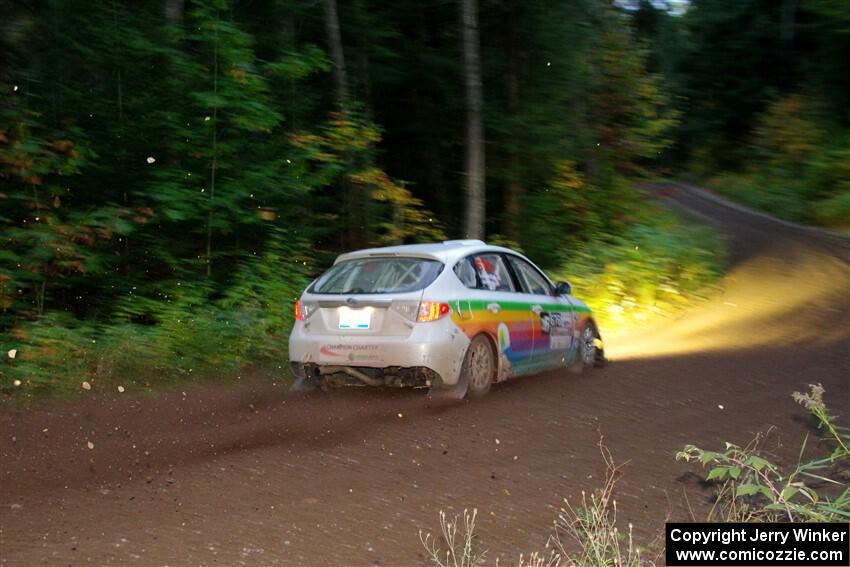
left=450, top=299, right=592, bottom=380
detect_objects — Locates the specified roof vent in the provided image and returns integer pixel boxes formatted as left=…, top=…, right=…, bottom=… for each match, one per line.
left=442, top=239, right=485, bottom=247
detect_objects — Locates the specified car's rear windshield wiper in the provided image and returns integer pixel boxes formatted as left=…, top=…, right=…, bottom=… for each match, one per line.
left=341, top=288, right=366, bottom=294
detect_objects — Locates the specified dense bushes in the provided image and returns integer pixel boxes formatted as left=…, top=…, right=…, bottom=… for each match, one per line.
left=678, top=383, right=850, bottom=521
left=702, top=96, right=850, bottom=232
left=554, top=205, right=724, bottom=333
left=1, top=231, right=307, bottom=398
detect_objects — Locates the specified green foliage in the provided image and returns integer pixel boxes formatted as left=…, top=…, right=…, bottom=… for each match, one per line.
left=0, top=313, right=99, bottom=395
left=1, top=229, right=308, bottom=397
left=812, top=191, right=850, bottom=229
left=291, top=111, right=445, bottom=250
left=0, top=106, right=110, bottom=319
left=492, top=1, right=679, bottom=252
left=703, top=95, right=850, bottom=229
left=643, top=0, right=850, bottom=225
left=677, top=384, right=850, bottom=521
left=705, top=172, right=808, bottom=223
left=669, top=0, right=793, bottom=168
left=552, top=205, right=724, bottom=332
left=584, top=11, right=679, bottom=179
left=0, top=0, right=325, bottom=398
left=521, top=161, right=604, bottom=270
left=753, top=95, right=825, bottom=171
left=216, top=228, right=309, bottom=362
left=807, top=136, right=850, bottom=229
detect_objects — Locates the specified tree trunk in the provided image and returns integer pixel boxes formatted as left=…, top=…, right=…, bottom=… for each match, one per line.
left=461, top=0, right=485, bottom=239
left=322, top=0, right=369, bottom=248
left=781, top=0, right=796, bottom=45
left=780, top=0, right=796, bottom=88
left=164, top=0, right=184, bottom=24
left=323, top=0, right=349, bottom=106
left=504, top=10, right=522, bottom=242
left=206, top=14, right=219, bottom=278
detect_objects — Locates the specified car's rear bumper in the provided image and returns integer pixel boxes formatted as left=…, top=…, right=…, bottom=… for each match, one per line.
left=288, top=318, right=470, bottom=386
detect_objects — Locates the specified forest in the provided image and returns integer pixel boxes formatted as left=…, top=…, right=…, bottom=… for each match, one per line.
left=1, top=0, right=848, bottom=397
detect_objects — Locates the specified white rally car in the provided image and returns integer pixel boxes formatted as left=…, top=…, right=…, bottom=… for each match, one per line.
left=289, top=240, right=604, bottom=398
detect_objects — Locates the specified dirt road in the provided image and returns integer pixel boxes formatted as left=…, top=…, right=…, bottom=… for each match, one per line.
left=2, top=184, right=848, bottom=566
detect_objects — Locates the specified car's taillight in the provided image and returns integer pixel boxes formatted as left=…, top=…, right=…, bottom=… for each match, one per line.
left=417, top=301, right=451, bottom=322
left=294, top=299, right=303, bottom=321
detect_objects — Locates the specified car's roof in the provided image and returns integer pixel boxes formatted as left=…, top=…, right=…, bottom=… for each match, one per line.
left=334, top=240, right=518, bottom=264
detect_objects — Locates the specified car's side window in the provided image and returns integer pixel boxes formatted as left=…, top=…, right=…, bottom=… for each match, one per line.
left=455, top=254, right=515, bottom=292
left=506, top=256, right=554, bottom=296
left=453, top=258, right=478, bottom=289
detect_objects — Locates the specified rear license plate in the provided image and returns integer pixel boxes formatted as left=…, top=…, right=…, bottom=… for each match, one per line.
left=338, top=308, right=371, bottom=330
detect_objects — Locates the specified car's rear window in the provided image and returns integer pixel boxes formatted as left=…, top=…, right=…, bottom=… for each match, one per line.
left=309, top=257, right=443, bottom=294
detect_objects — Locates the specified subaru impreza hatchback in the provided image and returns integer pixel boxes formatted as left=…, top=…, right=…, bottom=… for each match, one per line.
left=289, top=240, right=604, bottom=398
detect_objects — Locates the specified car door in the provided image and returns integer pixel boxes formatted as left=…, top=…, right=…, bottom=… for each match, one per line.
left=453, top=252, right=536, bottom=379
left=504, top=254, right=574, bottom=371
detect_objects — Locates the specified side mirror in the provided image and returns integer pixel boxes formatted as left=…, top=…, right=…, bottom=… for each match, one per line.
left=555, top=281, right=572, bottom=296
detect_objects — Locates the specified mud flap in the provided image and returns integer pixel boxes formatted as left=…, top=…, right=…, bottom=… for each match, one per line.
left=426, top=372, right=468, bottom=403
left=594, top=334, right=607, bottom=367
left=290, top=374, right=321, bottom=392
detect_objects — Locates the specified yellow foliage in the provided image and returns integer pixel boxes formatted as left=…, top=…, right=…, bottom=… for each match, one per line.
left=551, top=160, right=585, bottom=192
left=349, top=167, right=445, bottom=245
left=755, top=94, right=824, bottom=165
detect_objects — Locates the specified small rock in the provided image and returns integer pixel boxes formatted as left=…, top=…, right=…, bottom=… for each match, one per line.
left=82, top=381, right=92, bottom=391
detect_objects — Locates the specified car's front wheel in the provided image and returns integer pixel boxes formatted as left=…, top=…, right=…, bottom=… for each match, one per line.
left=464, top=334, right=496, bottom=398
left=570, top=321, right=600, bottom=374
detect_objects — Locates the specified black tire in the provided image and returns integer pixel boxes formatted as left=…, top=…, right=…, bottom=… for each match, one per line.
left=463, top=334, right=496, bottom=399
left=569, top=320, right=599, bottom=375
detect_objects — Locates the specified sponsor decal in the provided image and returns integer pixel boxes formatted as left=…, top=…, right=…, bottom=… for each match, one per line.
left=540, top=312, right=571, bottom=336
left=319, top=346, right=344, bottom=357
left=496, top=322, right=514, bottom=380
left=319, top=344, right=381, bottom=362
left=497, top=322, right=511, bottom=353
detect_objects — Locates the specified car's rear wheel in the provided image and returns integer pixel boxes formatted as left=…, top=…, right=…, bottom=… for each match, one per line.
left=464, top=334, right=495, bottom=398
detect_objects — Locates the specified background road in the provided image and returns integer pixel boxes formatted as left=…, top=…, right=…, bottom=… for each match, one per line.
left=2, top=185, right=848, bottom=566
